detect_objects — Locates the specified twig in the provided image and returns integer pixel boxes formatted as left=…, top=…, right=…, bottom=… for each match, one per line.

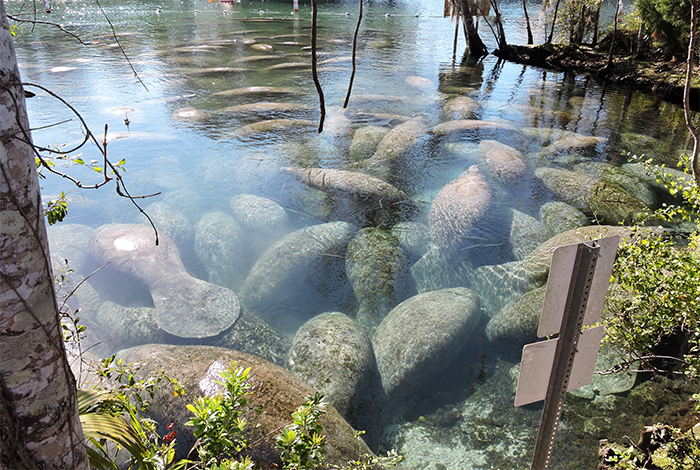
left=343, top=0, right=363, bottom=109
left=93, top=0, right=148, bottom=91
left=310, top=0, right=325, bottom=132
left=7, top=14, right=88, bottom=44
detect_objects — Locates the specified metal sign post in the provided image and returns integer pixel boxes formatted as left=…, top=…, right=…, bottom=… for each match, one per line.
left=514, top=236, right=619, bottom=470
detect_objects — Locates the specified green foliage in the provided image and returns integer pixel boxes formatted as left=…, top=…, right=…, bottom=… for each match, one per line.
left=600, top=424, right=700, bottom=469
left=80, top=356, right=186, bottom=470
left=604, top=158, right=700, bottom=377
left=336, top=431, right=403, bottom=470
left=45, top=191, right=68, bottom=225
left=635, top=0, right=693, bottom=58
left=185, top=364, right=253, bottom=469
left=276, top=392, right=327, bottom=470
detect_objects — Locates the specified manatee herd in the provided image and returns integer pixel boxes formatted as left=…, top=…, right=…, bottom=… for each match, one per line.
left=48, top=78, right=672, bottom=465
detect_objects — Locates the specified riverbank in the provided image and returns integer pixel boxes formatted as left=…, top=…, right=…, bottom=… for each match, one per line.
left=495, top=42, right=700, bottom=111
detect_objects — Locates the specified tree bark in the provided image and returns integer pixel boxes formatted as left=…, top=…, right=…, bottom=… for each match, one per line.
left=522, top=0, right=534, bottom=44
left=685, top=0, right=700, bottom=185
left=0, top=0, right=89, bottom=467
left=461, top=0, right=488, bottom=57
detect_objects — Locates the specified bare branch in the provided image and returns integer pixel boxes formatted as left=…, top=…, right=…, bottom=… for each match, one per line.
left=7, top=14, right=88, bottom=45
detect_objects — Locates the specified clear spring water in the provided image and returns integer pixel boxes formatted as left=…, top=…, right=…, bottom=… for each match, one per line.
left=12, top=0, right=697, bottom=467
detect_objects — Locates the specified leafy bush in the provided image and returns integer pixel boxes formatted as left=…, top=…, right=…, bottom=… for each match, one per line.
left=185, top=364, right=254, bottom=469
left=276, top=392, right=327, bottom=470
left=604, top=158, right=700, bottom=377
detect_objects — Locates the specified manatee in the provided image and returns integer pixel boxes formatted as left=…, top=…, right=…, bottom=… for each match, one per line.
left=428, top=165, right=494, bottom=250
left=535, top=167, right=648, bottom=224
left=372, top=287, right=481, bottom=398
left=405, top=75, right=434, bottom=90
left=232, top=55, right=282, bottom=64
left=361, top=117, right=429, bottom=184
left=485, top=285, right=547, bottom=346
left=574, top=161, right=658, bottom=208
left=92, top=300, right=289, bottom=365
left=349, top=125, right=390, bottom=161
left=266, top=62, right=311, bottom=71
left=116, top=344, right=373, bottom=467
left=409, top=244, right=473, bottom=294
left=509, top=209, right=550, bottom=261
left=281, top=167, right=418, bottom=227
left=227, top=119, right=316, bottom=139
left=213, top=86, right=299, bottom=98
left=345, top=228, right=413, bottom=334
left=430, top=119, right=525, bottom=146
left=194, top=212, right=247, bottom=292
left=47, top=223, right=95, bottom=276
left=212, top=102, right=313, bottom=117
left=540, top=133, right=606, bottom=157
left=230, top=193, right=289, bottom=239
left=391, top=221, right=430, bottom=265
left=443, top=96, right=479, bottom=120
left=478, top=140, right=527, bottom=182
left=89, top=223, right=240, bottom=338
left=287, top=312, right=376, bottom=419
left=539, top=201, right=591, bottom=235
left=239, top=221, right=357, bottom=334
left=318, top=56, right=353, bottom=65
left=176, top=67, right=251, bottom=76
left=139, top=201, right=205, bottom=279
left=250, top=43, right=274, bottom=52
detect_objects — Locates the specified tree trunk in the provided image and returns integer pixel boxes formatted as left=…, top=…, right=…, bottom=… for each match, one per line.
left=0, top=0, right=89, bottom=467
left=685, top=0, right=700, bottom=185
left=461, top=0, right=488, bottom=57
left=522, top=0, right=534, bottom=44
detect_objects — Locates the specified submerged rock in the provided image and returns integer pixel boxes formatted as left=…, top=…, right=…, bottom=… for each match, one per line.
left=239, top=221, right=357, bottom=334
left=281, top=167, right=418, bottom=227
left=116, top=344, right=372, bottom=467
left=373, top=287, right=481, bottom=398
left=287, top=312, right=376, bottom=419
left=90, top=223, right=240, bottom=338
left=194, top=212, right=247, bottom=292
left=429, top=165, right=494, bottom=250
left=345, top=228, right=413, bottom=334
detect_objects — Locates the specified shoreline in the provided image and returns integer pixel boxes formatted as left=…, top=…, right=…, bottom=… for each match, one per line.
left=494, top=43, right=700, bottom=111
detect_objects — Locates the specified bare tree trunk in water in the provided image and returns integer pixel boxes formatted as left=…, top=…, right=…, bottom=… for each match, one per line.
left=522, top=0, right=534, bottom=44
left=685, top=0, right=700, bottom=184
left=461, top=0, right=488, bottom=57
left=605, top=0, right=622, bottom=69
left=546, top=0, right=563, bottom=44
left=0, top=0, right=89, bottom=468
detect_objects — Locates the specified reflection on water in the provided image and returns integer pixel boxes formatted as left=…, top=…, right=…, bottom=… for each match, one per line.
left=16, top=0, right=695, bottom=467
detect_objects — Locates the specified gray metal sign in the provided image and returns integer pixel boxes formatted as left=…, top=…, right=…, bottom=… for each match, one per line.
left=513, top=235, right=620, bottom=470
